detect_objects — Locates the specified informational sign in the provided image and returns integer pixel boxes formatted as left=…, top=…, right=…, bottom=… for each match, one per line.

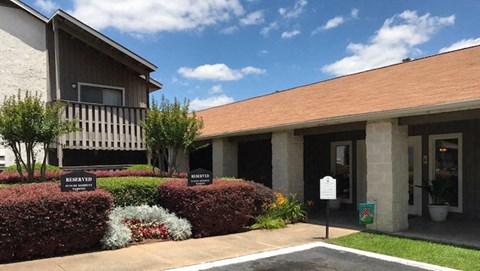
left=188, top=168, right=213, bottom=186
left=359, top=202, right=376, bottom=225
left=61, top=171, right=96, bottom=192
left=320, top=176, right=337, bottom=200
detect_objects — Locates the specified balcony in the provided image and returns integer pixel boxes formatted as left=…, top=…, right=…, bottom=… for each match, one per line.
left=57, top=100, right=146, bottom=151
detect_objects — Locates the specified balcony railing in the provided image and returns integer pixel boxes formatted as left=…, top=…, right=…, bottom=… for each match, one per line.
left=57, top=100, right=146, bottom=151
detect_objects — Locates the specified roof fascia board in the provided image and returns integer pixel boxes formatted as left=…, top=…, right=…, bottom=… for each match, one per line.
left=49, top=10, right=157, bottom=71
left=9, top=0, right=48, bottom=22
left=196, top=99, right=480, bottom=140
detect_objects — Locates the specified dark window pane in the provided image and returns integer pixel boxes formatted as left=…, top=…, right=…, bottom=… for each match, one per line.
left=434, top=138, right=459, bottom=207
left=81, top=85, right=102, bottom=104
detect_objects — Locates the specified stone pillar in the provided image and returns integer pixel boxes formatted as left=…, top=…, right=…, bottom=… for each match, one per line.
left=212, top=138, right=237, bottom=178
left=271, top=130, right=304, bottom=200
left=366, top=119, right=409, bottom=232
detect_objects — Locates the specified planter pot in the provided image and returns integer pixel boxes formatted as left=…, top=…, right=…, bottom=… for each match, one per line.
left=328, top=199, right=341, bottom=210
left=428, top=204, right=448, bottom=222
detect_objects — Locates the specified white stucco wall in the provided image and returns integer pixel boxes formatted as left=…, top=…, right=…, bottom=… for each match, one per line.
left=0, top=4, right=47, bottom=167
left=366, top=119, right=409, bottom=232
left=272, top=130, right=304, bottom=200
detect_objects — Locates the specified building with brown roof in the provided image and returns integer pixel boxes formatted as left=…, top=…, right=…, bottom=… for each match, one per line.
left=188, top=45, right=480, bottom=232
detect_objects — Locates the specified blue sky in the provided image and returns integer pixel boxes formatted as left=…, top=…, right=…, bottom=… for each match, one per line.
left=27, top=0, right=480, bottom=110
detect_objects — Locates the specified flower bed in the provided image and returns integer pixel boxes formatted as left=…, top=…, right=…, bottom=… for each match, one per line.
left=101, top=205, right=192, bottom=249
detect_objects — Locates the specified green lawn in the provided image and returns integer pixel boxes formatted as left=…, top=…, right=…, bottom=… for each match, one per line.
left=329, top=232, right=480, bottom=271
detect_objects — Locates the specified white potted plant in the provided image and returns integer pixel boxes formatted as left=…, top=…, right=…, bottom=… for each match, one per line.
left=416, top=179, right=451, bottom=222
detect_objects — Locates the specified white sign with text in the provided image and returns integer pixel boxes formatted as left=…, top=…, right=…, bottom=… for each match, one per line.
left=320, top=176, right=337, bottom=200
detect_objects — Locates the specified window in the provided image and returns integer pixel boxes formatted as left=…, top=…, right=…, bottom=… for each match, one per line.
left=331, top=141, right=353, bottom=203
left=429, top=133, right=463, bottom=213
left=78, top=83, right=124, bottom=106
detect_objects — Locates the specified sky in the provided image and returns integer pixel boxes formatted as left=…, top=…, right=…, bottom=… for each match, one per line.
left=26, top=0, right=480, bottom=111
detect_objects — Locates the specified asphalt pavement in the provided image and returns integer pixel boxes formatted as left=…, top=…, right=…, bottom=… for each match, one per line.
left=206, top=246, right=441, bottom=271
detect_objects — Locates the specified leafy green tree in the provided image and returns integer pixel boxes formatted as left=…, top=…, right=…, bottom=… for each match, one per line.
left=142, top=96, right=203, bottom=175
left=0, top=91, right=78, bottom=182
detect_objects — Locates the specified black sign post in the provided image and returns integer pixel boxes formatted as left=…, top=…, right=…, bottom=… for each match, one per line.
left=188, top=168, right=213, bottom=186
left=61, top=171, right=96, bottom=192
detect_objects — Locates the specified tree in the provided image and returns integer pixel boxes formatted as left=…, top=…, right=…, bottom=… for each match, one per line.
left=0, top=91, right=78, bottom=182
left=142, top=96, right=203, bottom=175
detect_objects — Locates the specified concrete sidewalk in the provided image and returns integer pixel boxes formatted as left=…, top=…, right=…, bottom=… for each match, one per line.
left=0, top=223, right=358, bottom=271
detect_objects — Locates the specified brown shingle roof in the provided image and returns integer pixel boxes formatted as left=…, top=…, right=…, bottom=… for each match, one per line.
left=196, top=46, right=480, bottom=139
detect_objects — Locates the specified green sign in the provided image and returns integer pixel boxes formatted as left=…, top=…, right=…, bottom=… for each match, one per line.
left=359, top=202, right=375, bottom=225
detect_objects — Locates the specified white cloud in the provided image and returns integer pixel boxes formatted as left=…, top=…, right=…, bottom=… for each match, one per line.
left=260, top=21, right=279, bottom=36
left=220, top=26, right=239, bottom=34
left=312, top=16, right=345, bottom=35
left=69, top=0, right=245, bottom=34
left=279, top=0, right=307, bottom=19
left=351, top=8, right=359, bottom=19
left=178, top=63, right=266, bottom=81
left=439, top=37, right=480, bottom=53
left=281, top=30, right=301, bottom=39
left=209, top=85, right=223, bottom=94
left=240, top=10, right=264, bottom=26
left=258, top=49, right=269, bottom=55
left=34, top=0, right=57, bottom=13
left=190, top=95, right=234, bottom=111
left=322, top=10, right=455, bottom=76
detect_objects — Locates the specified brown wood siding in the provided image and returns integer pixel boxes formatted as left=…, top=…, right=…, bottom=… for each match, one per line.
left=57, top=30, right=147, bottom=108
left=409, top=119, right=480, bottom=220
left=303, top=130, right=365, bottom=211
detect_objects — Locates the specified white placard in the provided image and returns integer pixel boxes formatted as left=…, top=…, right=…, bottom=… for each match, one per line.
left=320, top=176, right=336, bottom=200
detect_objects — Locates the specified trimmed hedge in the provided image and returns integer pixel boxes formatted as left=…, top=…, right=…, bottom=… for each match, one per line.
left=3, top=163, right=61, bottom=173
left=0, top=169, right=187, bottom=184
left=158, top=179, right=256, bottom=237
left=126, top=164, right=160, bottom=172
left=98, top=177, right=168, bottom=206
left=0, top=183, right=113, bottom=262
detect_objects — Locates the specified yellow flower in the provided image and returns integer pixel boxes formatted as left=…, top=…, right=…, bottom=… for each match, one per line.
left=271, top=203, right=277, bottom=208
left=276, top=192, right=287, bottom=205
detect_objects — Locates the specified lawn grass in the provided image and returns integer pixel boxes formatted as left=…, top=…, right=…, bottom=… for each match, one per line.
left=329, top=232, right=480, bottom=271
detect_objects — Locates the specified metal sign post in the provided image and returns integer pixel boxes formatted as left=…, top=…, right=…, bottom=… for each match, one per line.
left=320, top=176, right=336, bottom=239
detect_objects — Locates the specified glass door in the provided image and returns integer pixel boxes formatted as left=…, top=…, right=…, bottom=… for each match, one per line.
left=331, top=141, right=352, bottom=203
left=429, top=133, right=463, bottom=213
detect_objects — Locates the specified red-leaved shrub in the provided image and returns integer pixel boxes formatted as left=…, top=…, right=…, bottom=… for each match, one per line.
left=0, top=183, right=113, bottom=262
left=158, top=179, right=256, bottom=237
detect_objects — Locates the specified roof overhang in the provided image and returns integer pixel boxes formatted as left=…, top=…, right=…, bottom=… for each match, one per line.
left=49, top=10, right=157, bottom=74
left=196, top=99, right=480, bottom=140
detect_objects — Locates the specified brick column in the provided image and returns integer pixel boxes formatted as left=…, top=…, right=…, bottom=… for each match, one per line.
left=272, top=130, right=304, bottom=200
left=212, top=138, right=237, bottom=178
left=366, top=119, right=408, bottom=232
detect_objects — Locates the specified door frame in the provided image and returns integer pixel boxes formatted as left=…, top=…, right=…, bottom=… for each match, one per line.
left=428, top=133, right=463, bottom=213
left=408, top=136, right=422, bottom=216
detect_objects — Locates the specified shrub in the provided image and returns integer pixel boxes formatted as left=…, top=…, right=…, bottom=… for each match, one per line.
left=158, top=179, right=256, bottom=237
left=102, top=205, right=192, bottom=249
left=98, top=177, right=168, bottom=206
left=0, top=171, right=64, bottom=184
left=0, top=170, right=187, bottom=185
left=0, top=183, right=113, bottom=262
left=3, top=163, right=61, bottom=173
left=126, top=164, right=160, bottom=172
left=249, top=181, right=275, bottom=218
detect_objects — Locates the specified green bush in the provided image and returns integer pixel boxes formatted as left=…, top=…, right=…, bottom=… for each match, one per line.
left=97, top=177, right=167, bottom=206
left=126, top=164, right=159, bottom=172
left=249, top=216, right=286, bottom=230
left=3, top=163, right=61, bottom=173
